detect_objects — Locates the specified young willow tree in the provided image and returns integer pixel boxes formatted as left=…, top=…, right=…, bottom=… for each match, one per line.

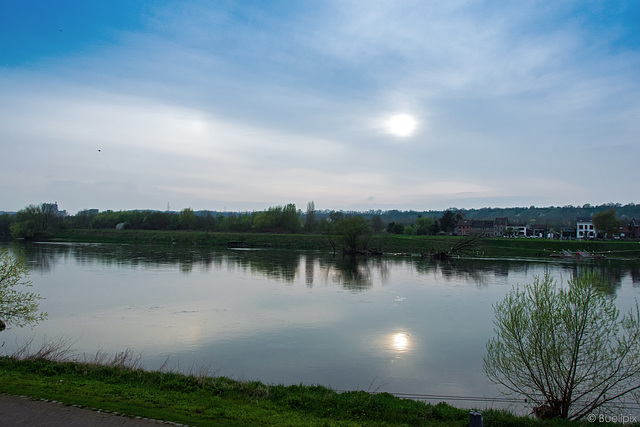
left=0, top=249, right=47, bottom=332
left=483, top=272, right=640, bottom=420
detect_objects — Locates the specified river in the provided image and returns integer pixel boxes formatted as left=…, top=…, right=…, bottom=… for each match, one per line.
left=2, top=242, right=640, bottom=413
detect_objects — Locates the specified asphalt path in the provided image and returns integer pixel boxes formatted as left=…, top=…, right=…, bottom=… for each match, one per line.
left=0, top=394, right=187, bottom=426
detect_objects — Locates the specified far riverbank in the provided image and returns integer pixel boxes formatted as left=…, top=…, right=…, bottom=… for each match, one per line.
left=44, top=229, right=640, bottom=260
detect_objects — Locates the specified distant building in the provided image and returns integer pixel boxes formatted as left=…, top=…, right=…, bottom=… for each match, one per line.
left=473, top=220, right=495, bottom=236
left=506, top=224, right=528, bottom=237
left=618, top=224, right=631, bottom=240
left=455, top=219, right=473, bottom=236
left=530, top=224, right=551, bottom=238
left=576, top=217, right=595, bottom=239
left=41, top=202, right=67, bottom=217
left=493, top=217, right=509, bottom=236
left=454, top=216, right=626, bottom=240
left=558, top=226, right=576, bottom=240
left=456, top=218, right=509, bottom=237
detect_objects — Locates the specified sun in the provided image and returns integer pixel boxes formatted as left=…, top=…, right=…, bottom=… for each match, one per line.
left=385, top=113, right=418, bottom=138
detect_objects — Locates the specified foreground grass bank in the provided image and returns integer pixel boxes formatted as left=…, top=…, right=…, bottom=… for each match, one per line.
left=0, top=357, right=587, bottom=426
left=48, top=229, right=640, bottom=260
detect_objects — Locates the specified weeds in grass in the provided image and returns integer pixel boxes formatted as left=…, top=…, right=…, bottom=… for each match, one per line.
left=78, top=348, right=143, bottom=370
left=5, top=336, right=77, bottom=361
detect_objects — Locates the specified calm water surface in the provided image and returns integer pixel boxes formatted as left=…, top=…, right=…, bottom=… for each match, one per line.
left=3, top=242, right=640, bottom=411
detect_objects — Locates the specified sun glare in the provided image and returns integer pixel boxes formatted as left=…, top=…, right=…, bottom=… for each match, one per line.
left=391, top=332, right=410, bottom=352
left=385, top=114, right=418, bottom=138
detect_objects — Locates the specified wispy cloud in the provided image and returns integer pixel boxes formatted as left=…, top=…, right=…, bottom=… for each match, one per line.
left=1, top=1, right=638, bottom=213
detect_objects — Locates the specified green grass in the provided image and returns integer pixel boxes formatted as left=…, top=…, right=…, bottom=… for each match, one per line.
left=0, top=357, right=593, bottom=426
left=49, top=229, right=332, bottom=250
left=48, top=229, right=640, bottom=260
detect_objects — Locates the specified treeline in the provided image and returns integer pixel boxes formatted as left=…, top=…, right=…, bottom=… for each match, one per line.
left=84, top=204, right=304, bottom=234
left=3, top=203, right=306, bottom=239
left=357, top=203, right=640, bottom=227
left=2, top=202, right=462, bottom=241
left=442, top=203, right=640, bottom=227
left=2, top=201, right=639, bottom=241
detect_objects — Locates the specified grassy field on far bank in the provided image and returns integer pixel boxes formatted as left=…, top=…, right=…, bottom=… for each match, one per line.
left=0, top=356, right=589, bottom=427
left=48, top=229, right=640, bottom=260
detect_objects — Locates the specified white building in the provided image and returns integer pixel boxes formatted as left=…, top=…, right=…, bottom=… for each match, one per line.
left=576, top=217, right=595, bottom=239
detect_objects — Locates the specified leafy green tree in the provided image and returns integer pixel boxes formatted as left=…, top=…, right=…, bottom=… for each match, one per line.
left=179, top=208, right=197, bottom=230
left=314, top=218, right=332, bottom=234
left=251, top=211, right=270, bottom=232
left=415, top=217, right=435, bottom=235
left=387, top=222, right=404, bottom=235
left=334, top=216, right=372, bottom=252
left=251, top=204, right=300, bottom=233
left=329, top=211, right=344, bottom=223
left=280, top=204, right=301, bottom=234
left=226, top=213, right=253, bottom=232
left=0, top=214, right=14, bottom=238
left=197, top=210, right=217, bottom=231
left=67, top=209, right=98, bottom=229
left=126, top=210, right=148, bottom=229
left=0, top=249, right=47, bottom=331
left=370, top=215, right=384, bottom=233
left=439, top=210, right=461, bottom=234
left=403, top=225, right=416, bottom=235
left=431, top=219, right=441, bottom=235
left=10, top=203, right=62, bottom=239
left=10, top=206, right=40, bottom=238
left=144, top=211, right=173, bottom=230
left=483, top=272, right=640, bottom=420
left=90, top=210, right=122, bottom=229
left=305, top=201, right=316, bottom=232
left=593, top=208, right=621, bottom=239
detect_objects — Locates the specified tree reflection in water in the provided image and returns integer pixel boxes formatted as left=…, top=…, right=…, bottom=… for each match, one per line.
left=9, top=242, right=639, bottom=297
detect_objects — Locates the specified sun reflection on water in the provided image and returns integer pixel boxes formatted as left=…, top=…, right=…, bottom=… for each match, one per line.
left=390, top=332, right=411, bottom=353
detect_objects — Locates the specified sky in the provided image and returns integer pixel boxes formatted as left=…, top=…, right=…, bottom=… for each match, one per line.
left=1, top=1, right=639, bottom=215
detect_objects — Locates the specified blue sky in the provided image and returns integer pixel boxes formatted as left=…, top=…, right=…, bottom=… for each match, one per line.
left=1, top=1, right=639, bottom=214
